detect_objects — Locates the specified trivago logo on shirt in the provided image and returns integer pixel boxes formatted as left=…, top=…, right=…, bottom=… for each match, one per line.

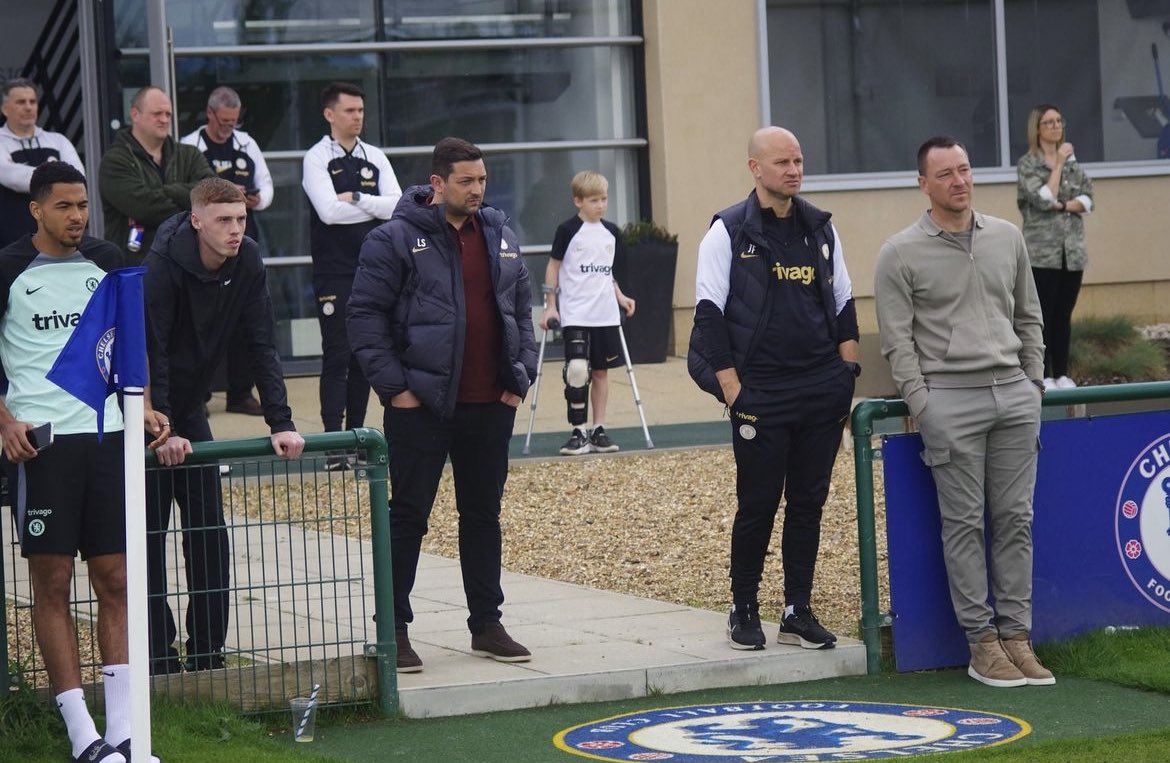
left=578, top=262, right=612, bottom=275
left=773, top=263, right=816, bottom=285
left=31, top=309, right=82, bottom=331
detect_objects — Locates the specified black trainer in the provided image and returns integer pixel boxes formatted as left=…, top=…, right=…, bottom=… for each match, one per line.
left=559, top=428, right=590, bottom=456
left=588, top=425, right=620, bottom=453
left=727, top=603, right=766, bottom=650
left=777, top=605, right=837, bottom=649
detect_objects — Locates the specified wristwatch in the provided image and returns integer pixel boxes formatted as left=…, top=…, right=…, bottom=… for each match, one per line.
left=352, top=191, right=363, bottom=203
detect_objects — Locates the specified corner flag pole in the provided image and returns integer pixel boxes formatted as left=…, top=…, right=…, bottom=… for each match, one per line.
left=123, top=387, right=151, bottom=763
left=45, top=265, right=152, bottom=761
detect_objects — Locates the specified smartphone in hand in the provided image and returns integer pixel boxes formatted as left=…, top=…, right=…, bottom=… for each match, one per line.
left=27, top=422, right=53, bottom=452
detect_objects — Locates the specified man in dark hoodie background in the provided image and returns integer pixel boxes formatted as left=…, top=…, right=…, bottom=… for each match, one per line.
left=143, top=177, right=304, bottom=674
left=348, top=137, right=537, bottom=674
left=99, top=85, right=212, bottom=263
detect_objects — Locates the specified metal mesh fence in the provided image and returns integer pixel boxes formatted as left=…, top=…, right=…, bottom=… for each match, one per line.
left=1, top=429, right=395, bottom=715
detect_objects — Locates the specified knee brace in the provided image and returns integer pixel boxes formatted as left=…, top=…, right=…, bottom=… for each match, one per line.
left=562, top=327, right=591, bottom=426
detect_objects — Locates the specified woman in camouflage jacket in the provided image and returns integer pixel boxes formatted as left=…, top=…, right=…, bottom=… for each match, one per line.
left=1016, top=103, right=1094, bottom=390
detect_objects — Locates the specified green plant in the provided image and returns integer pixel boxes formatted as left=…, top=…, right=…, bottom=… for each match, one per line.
left=1071, top=315, right=1143, bottom=347
left=619, top=219, right=677, bottom=246
left=0, top=679, right=61, bottom=743
left=1069, top=315, right=1168, bottom=383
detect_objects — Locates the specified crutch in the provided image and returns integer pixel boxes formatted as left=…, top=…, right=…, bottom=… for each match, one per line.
left=616, top=320, right=654, bottom=449
left=522, top=316, right=559, bottom=455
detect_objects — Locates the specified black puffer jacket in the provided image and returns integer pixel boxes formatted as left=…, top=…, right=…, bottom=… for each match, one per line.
left=347, top=185, right=537, bottom=419
left=143, top=212, right=295, bottom=433
left=688, top=193, right=854, bottom=401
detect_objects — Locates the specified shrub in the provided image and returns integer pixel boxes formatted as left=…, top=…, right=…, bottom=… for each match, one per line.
left=620, top=220, right=677, bottom=246
left=1069, top=316, right=1168, bottom=384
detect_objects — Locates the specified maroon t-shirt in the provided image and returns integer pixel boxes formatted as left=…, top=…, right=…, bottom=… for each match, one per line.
left=450, top=215, right=503, bottom=402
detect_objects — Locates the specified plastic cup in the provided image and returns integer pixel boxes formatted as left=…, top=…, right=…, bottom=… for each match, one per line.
left=290, top=697, right=317, bottom=742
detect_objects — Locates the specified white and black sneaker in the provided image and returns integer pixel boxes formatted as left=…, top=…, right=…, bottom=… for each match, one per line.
left=727, top=603, right=766, bottom=650
left=588, top=425, right=620, bottom=453
left=559, top=428, right=591, bottom=456
left=777, top=605, right=837, bottom=649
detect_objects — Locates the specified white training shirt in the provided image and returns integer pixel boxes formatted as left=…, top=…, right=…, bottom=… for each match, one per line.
left=550, top=216, right=623, bottom=327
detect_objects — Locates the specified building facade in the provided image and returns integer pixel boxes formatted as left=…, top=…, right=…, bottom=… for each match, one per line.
left=6, top=0, right=1170, bottom=383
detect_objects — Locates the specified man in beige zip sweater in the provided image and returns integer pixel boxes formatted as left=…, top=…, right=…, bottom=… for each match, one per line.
left=875, top=136, right=1053, bottom=689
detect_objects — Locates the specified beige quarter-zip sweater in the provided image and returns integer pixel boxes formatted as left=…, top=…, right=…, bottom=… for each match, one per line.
left=874, top=210, right=1045, bottom=418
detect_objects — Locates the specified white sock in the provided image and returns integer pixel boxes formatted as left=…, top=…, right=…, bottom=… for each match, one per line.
left=56, top=687, right=102, bottom=759
left=783, top=605, right=795, bottom=618
left=103, top=664, right=131, bottom=748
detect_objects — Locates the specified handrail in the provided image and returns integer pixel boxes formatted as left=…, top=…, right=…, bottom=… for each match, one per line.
left=850, top=380, right=1170, bottom=674
left=2, top=428, right=397, bottom=715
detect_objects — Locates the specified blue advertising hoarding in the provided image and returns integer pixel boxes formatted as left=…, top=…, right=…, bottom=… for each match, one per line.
left=884, top=410, right=1170, bottom=672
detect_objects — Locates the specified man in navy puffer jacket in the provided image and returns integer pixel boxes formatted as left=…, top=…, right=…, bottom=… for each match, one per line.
left=348, top=137, right=537, bottom=673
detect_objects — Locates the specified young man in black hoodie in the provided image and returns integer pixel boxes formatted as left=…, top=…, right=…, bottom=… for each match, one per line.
left=143, top=177, right=304, bottom=674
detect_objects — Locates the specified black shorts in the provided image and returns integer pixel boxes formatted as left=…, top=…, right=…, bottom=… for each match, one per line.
left=566, top=325, right=625, bottom=370
left=13, top=431, right=126, bottom=559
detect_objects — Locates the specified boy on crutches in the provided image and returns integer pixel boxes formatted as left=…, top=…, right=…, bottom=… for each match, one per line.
left=539, top=171, right=635, bottom=455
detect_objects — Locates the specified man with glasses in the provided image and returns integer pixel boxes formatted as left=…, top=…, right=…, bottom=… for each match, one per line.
left=182, top=86, right=274, bottom=416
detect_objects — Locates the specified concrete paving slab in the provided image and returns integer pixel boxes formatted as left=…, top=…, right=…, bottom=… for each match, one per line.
left=386, top=556, right=867, bottom=719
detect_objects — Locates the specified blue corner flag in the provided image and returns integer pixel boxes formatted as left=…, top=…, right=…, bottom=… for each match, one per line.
left=46, top=266, right=149, bottom=437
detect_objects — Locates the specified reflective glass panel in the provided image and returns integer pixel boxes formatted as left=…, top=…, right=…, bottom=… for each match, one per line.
left=114, top=47, right=635, bottom=151
left=766, top=0, right=998, bottom=172
left=113, top=0, right=631, bottom=48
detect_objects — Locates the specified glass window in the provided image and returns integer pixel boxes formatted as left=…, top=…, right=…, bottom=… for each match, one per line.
left=114, top=0, right=631, bottom=48
left=768, top=0, right=1170, bottom=174
left=1005, top=1, right=1102, bottom=164
left=263, top=147, right=639, bottom=360
left=256, top=146, right=637, bottom=256
left=119, top=46, right=635, bottom=152
left=159, top=55, right=381, bottom=151
left=381, top=46, right=637, bottom=147
left=107, top=0, right=643, bottom=362
left=766, top=0, right=997, bottom=173
left=381, top=0, right=633, bottom=39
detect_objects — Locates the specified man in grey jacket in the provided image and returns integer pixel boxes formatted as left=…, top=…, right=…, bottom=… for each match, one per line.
left=875, top=136, right=1052, bottom=689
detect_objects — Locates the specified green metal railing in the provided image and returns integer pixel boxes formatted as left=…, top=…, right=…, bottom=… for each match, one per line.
left=851, top=381, right=1170, bottom=674
left=2, top=428, right=397, bottom=716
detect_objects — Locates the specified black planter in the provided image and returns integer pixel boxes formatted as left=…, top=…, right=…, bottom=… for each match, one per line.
left=616, top=239, right=679, bottom=364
